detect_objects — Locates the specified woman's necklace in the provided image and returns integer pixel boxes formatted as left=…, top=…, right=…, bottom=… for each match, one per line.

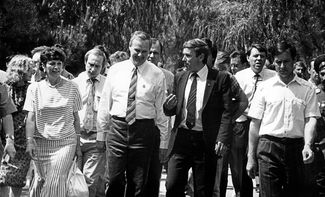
left=46, top=77, right=62, bottom=88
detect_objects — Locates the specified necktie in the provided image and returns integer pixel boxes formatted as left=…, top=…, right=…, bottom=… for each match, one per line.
left=126, top=67, right=138, bottom=125
left=83, top=78, right=96, bottom=131
left=186, top=72, right=198, bottom=130
left=249, top=73, right=260, bottom=102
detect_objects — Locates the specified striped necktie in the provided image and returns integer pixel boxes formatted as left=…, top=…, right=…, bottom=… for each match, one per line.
left=126, top=67, right=138, bottom=125
left=186, top=72, right=198, bottom=130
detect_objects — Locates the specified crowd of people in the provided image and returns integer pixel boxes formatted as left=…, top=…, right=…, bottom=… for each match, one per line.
left=0, top=30, right=325, bottom=197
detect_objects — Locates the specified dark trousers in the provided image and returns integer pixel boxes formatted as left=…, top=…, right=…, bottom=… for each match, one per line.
left=144, top=127, right=162, bottom=197
left=316, top=152, right=325, bottom=197
left=166, top=128, right=217, bottom=197
left=105, top=117, right=156, bottom=197
left=219, top=121, right=252, bottom=197
left=257, top=135, right=305, bottom=197
left=305, top=145, right=325, bottom=197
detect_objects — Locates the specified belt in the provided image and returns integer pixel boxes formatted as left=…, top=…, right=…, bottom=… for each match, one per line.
left=111, top=115, right=154, bottom=123
left=112, top=115, right=126, bottom=122
left=260, top=135, right=303, bottom=144
left=178, top=128, right=203, bottom=136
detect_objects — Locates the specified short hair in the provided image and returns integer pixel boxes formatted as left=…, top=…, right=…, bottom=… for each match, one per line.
left=214, top=51, right=230, bottom=71
left=109, top=51, right=130, bottom=65
left=129, top=31, right=151, bottom=48
left=201, top=37, right=213, bottom=50
left=40, top=46, right=66, bottom=66
left=183, top=38, right=209, bottom=64
left=6, top=55, right=32, bottom=84
left=31, top=46, right=48, bottom=56
left=272, top=40, right=297, bottom=60
left=246, top=44, right=267, bottom=57
left=230, top=50, right=247, bottom=64
left=150, top=38, right=163, bottom=54
left=84, top=48, right=107, bottom=68
left=93, top=45, right=110, bottom=65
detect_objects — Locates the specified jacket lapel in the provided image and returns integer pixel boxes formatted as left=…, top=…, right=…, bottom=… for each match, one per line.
left=202, top=69, right=215, bottom=110
left=177, top=71, right=190, bottom=114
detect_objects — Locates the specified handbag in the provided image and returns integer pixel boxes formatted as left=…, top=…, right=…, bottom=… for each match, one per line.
left=0, top=147, right=31, bottom=187
left=67, top=157, right=89, bottom=197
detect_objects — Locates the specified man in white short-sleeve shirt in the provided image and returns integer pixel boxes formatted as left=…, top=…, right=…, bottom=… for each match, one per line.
left=246, top=41, right=320, bottom=197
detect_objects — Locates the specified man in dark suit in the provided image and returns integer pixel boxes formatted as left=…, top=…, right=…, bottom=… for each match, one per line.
left=164, top=38, right=232, bottom=197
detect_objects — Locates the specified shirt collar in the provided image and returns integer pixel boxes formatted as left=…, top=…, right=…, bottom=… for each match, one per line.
left=274, top=74, right=302, bottom=86
left=85, top=72, right=101, bottom=83
left=249, top=67, right=266, bottom=79
left=195, top=65, right=208, bottom=79
left=131, top=60, right=148, bottom=74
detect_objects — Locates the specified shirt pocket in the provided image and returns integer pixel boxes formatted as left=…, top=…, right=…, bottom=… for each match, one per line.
left=291, top=98, right=306, bottom=121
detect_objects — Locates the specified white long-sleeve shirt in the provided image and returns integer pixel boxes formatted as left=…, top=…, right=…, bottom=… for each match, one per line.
left=97, top=59, right=169, bottom=148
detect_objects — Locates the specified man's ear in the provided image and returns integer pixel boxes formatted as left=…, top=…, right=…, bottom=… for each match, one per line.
left=198, top=53, right=205, bottom=62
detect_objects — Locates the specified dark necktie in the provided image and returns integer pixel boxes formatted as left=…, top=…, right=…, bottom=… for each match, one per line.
left=126, top=67, right=138, bottom=125
left=249, top=73, right=260, bottom=102
left=84, top=78, right=96, bottom=131
left=186, top=72, right=198, bottom=129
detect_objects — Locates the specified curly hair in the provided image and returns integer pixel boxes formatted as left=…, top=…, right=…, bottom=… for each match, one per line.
left=40, top=46, right=66, bottom=66
left=6, top=55, right=33, bottom=84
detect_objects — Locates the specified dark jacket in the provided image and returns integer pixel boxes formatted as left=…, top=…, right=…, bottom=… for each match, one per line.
left=163, top=68, right=233, bottom=157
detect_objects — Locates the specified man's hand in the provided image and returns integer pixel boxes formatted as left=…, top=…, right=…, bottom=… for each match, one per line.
left=26, top=138, right=36, bottom=160
left=246, top=155, right=257, bottom=179
left=96, top=141, right=106, bottom=152
left=215, top=141, right=227, bottom=158
left=4, top=140, right=16, bottom=159
left=159, top=148, right=168, bottom=164
left=164, top=94, right=177, bottom=111
left=302, top=144, right=314, bottom=164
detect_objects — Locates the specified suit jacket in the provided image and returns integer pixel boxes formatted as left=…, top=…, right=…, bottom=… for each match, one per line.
left=164, top=68, right=232, bottom=157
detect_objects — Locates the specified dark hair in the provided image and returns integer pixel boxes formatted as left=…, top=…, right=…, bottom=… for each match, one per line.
left=183, top=38, right=209, bottom=64
left=246, top=44, right=267, bottom=57
left=272, top=40, right=297, bottom=60
left=230, top=50, right=247, bottom=64
left=40, top=46, right=66, bottom=66
left=201, top=37, right=213, bottom=50
left=129, top=31, right=151, bottom=48
left=150, top=38, right=163, bottom=54
left=150, top=38, right=164, bottom=63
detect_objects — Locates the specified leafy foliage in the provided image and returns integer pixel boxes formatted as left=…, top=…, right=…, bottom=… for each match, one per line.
left=1, top=0, right=325, bottom=74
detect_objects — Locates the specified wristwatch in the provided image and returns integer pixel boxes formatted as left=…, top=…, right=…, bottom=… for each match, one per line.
left=5, top=135, right=15, bottom=141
